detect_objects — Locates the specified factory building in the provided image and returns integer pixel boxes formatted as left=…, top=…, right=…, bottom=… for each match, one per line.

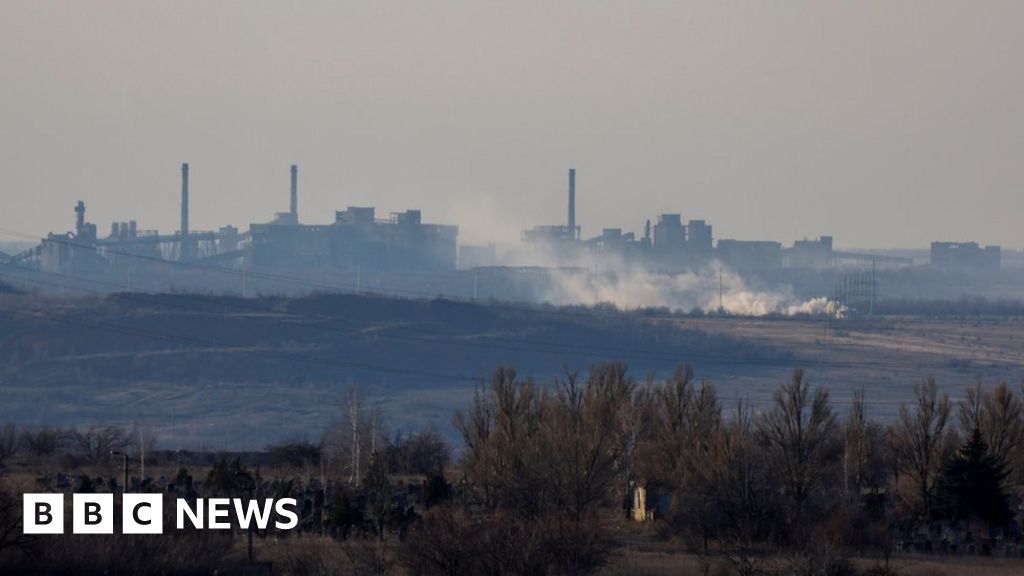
left=653, top=214, right=686, bottom=253
left=459, top=244, right=497, bottom=269
left=717, top=240, right=784, bottom=271
left=30, top=163, right=458, bottom=285
left=522, top=169, right=581, bottom=244
left=10, top=162, right=940, bottom=301
left=687, top=220, right=713, bottom=251
left=521, top=171, right=719, bottom=269
left=787, top=236, right=834, bottom=268
left=930, top=242, right=1000, bottom=272
left=40, top=201, right=102, bottom=273
left=249, top=207, right=457, bottom=272
left=244, top=164, right=457, bottom=272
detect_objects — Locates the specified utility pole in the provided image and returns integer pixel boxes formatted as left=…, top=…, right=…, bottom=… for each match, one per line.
left=139, top=428, right=145, bottom=482
left=472, top=268, right=478, bottom=300
left=111, top=450, right=129, bottom=493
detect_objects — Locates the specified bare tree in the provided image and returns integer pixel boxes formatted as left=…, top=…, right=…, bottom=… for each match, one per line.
left=610, top=376, right=650, bottom=507
left=384, top=428, right=449, bottom=476
left=74, top=425, right=130, bottom=465
left=959, top=381, right=985, bottom=433
left=960, top=382, right=1022, bottom=466
left=892, top=378, right=951, bottom=520
left=346, top=387, right=364, bottom=485
left=757, top=369, right=840, bottom=534
left=0, top=485, right=34, bottom=557
left=454, top=367, right=548, bottom=515
left=130, top=423, right=158, bottom=481
left=640, top=365, right=695, bottom=486
left=453, top=379, right=498, bottom=507
left=19, top=426, right=67, bottom=458
left=844, top=387, right=889, bottom=498
left=266, top=439, right=323, bottom=473
left=364, top=451, right=392, bottom=542
left=324, top=385, right=382, bottom=486
left=398, top=506, right=482, bottom=576
left=713, top=400, right=776, bottom=576
left=545, top=364, right=630, bottom=520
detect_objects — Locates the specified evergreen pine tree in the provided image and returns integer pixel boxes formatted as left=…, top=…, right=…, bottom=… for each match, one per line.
left=934, top=428, right=1012, bottom=526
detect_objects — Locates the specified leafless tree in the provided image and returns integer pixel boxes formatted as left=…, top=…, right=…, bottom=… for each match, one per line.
left=19, top=426, right=67, bottom=458
left=713, top=400, right=776, bottom=576
left=346, top=386, right=364, bottom=485
left=344, top=541, right=396, bottom=576
left=642, top=365, right=695, bottom=486
left=266, top=439, right=323, bottom=472
left=891, top=378, right=951, bottom=520
left=324, top=384, right=383, bottom=486
left=610, top=375, right=650, bottom=507
left=757, top=368, right=840, bottom=534
left=453, top=379, right=498, bottom=507
left=398, top=506, right=482, bottom=576
left=130, top=423, right=158, bottom=480
left=545, top=364, right=630, bottom=520
left=74, top=425, right=130, bottom=465
left=959, top=382, right=1022, bottom=465
left=384, top=428, right=449, bottom=476
left=0, top=484, right=34, bottom=557
left=364, top=451, right=392, bottom=542
left=844, top=387, right=889, bottom=498
left=454, top=367, right=548, bottom=515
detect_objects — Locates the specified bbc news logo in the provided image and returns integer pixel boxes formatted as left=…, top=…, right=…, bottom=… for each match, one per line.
left=23, top=494, right=299, bottom=534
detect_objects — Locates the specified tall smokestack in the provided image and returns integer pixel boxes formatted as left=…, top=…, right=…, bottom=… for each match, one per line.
left=567, top=168, right=576, bottom=238
left=74, top=201, right=86, bottom=236
left=290, top=164, right=298, bottom=219
left=180, top=162, right=191, bottom=259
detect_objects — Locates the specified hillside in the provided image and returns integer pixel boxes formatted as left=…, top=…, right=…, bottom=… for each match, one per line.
left=1, top=291, right=1023, bottom=448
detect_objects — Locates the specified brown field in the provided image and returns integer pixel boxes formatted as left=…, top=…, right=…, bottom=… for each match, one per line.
left=2, top=292, right=1024, bottom=448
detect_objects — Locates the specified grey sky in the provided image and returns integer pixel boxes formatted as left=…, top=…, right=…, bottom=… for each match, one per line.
left=1, top=1, right=1021, bottom=248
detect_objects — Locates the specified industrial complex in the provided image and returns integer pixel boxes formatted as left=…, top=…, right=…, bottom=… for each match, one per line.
left=0, top=164, right=1006, bottom=307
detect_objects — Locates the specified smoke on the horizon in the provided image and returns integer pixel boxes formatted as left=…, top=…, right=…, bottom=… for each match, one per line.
left=491, top=243, right=839, bottom=316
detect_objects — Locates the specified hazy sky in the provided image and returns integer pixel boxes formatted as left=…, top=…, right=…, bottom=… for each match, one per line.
left=1, top=1, right=1022, bottom=248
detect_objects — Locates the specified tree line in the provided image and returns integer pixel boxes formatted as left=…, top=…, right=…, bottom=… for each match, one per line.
left=2, top=365, right=1024, bottom=575
left=400, top=364, right=1024, bottom=575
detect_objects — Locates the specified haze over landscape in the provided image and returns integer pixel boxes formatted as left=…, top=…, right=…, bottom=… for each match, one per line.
left=2, top=1, right=1023, bottom=248
left=5, top=4, right=1024, bottom=574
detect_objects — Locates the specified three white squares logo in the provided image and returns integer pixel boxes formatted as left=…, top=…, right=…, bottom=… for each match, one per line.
left=24, top=493, right=164, bottom=534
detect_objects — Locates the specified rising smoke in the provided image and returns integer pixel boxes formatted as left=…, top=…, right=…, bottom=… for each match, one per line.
left=495, top=244, right=837, bottom=316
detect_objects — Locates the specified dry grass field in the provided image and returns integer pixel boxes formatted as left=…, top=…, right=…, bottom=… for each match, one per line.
left=2, top=292, right=1023, bottom=448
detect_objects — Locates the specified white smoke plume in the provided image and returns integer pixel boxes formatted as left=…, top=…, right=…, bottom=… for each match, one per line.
left=490, top=244, right=839, bottom=316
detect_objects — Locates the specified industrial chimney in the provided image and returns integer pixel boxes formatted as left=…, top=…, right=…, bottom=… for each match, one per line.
left=290, top=164, right=298, bottom=220
left=74, top=201, right=86, bottom=237
left=180, top=162, right=192, bottom=260
left=567, top=168, right=576, bottom=239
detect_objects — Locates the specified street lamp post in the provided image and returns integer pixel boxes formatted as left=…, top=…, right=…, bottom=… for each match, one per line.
left=110, top=450, right=128, bottom=493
